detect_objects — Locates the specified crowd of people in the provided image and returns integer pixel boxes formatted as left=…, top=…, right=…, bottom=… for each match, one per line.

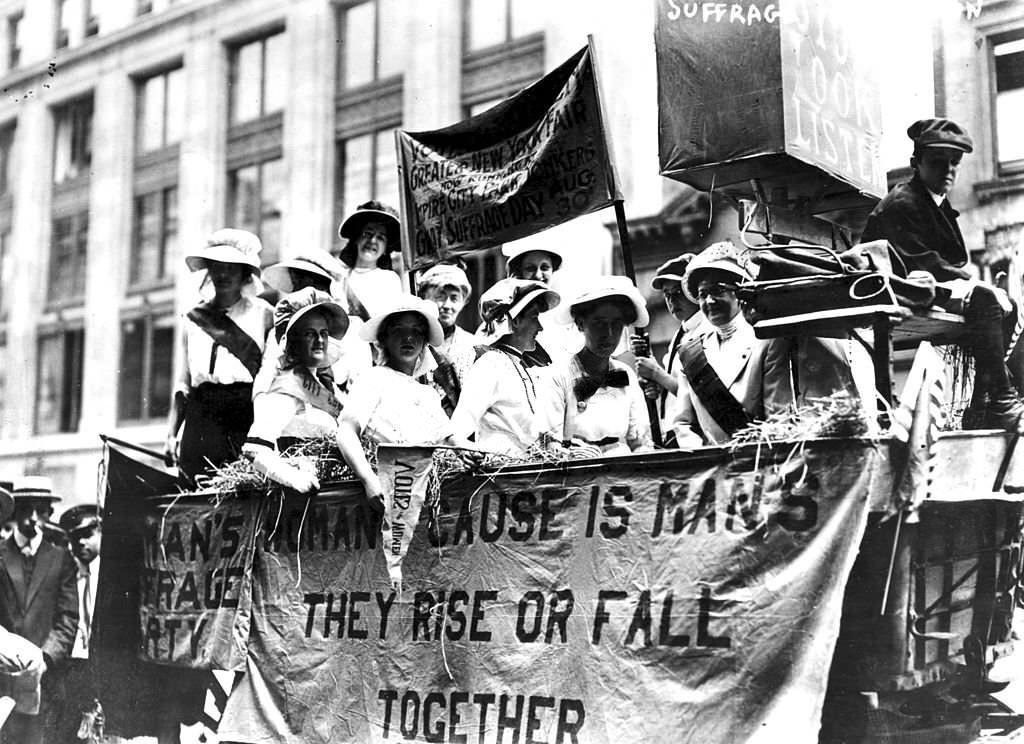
left=154, top=190, right=893, bottom=501
left=3, top=115, right=1022, bottom=742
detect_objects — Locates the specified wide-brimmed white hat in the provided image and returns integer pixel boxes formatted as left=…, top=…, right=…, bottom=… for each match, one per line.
left=416, top=264, right=472, bottom=300
left=185, top=228, right=263, bottom=275
left=501, top=243, right=564, bottom=274
left=478, top=278, right=560, bottom=345
left=557, top=276, right=649, bottom=328
left=12, top=476, right=61, bottom=503
left=274, top=288, right=350, bottom=344
left=263, top=250, right=346, bottom=293
left=359, top=296, right=445, bottom=347
left=683, top=240, right=756, bottom=303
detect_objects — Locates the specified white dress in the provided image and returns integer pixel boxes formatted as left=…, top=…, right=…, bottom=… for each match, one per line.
left=541, top=356, right=653, bottom=456
left=345, top=267, right=404, bottom=318
left=344, top=366, right=452, bottom=445
left=451, top=346, right=545, bottom=455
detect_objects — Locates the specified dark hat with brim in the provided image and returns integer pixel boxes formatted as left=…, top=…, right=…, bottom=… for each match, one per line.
left=58, top=504, right=101, bottom=536
left=908, top=118, right=973, bottom=153
left=338, top=201, right=400, bottom=245
left=652, top=254, right=697, bottom=290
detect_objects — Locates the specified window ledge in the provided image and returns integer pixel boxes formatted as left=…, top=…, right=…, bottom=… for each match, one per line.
left=974, top=172, right=1024, bottom=203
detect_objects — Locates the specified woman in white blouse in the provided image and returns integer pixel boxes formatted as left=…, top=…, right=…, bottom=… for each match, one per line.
left=336, top=297, right=465, bottom=505
left=242, top=288, right=350, bottom=493
left=451, top=279, right=561, bottom=456
left=337, top=200, right=405, bottom=318
left=164, top=229, right=273, bottom=484
left=541, top=277, right=653, bottom=457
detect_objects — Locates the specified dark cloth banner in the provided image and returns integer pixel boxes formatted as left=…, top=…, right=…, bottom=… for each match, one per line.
left=94, top=444, right=194, bottom=737
left=217, top=443, right=876, bottom=743
left=139, top=495, right=259, bottom=670
left=395, top=42, right=620, bottom=270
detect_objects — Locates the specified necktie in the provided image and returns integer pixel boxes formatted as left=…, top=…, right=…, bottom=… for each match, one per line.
left=81, top=563, right=93, bottom=648
left=573, top=369, right=630, bottom=403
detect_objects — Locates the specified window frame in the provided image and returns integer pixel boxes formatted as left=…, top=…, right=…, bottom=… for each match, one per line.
left=128, top=185, right=178, bottom=291
left=990, top=29, right=1024, bottom=177
left=7, top=12, right=22, bottom=70
left=134, top=64, right=184, bottom=155
left=116, top=307, right=175, bottom=424
left=34, top=324, right=85, bottom=435
left=226, top=155, right=284, bottom=267
left=47, top=210, right=89, bottom=307
left=227, top=28, right=287, bottom=126
left=52, top=94, right=93, bottom=185
left=461, top=0, right=543, bottom=54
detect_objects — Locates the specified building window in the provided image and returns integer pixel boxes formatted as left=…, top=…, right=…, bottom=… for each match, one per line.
left=53, top=96, right=93, bottom=183
left=464, top=0, right=543, bottom=52
left=227, top=157, right=283, bottom=266
left=338, top=129, right=398, bottom=221
left=56, top=0, right=71, bottom=49
left=0, top=124, right=14, bottom=195
left=49, top=211, right=88, bottom=303
left=136, top=66, right=184, bottom=152
left=35, top=327, right=85, bottom=434
left=0, top=227, right=10, bottom=322
left=7, top=13, right=22, bottom=70
left=130, top=187, right=177, bottom=288
left=229, top=31, right=287, bottom=125
left=339, top=0, right=403, bottom=89
left=118, top=312, right=174, bottom=422
left=995, top=36, right=1024, bottom=173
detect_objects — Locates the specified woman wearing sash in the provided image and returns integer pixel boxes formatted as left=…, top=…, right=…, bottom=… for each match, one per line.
left=242, top=288, right=349, bottom=493
left=670, top=241, right=766, bottom=447
left=164, top=229, right=273, bottom=484
left=336, top=297, right=462, bottom=506
left=540, top=277, right=653, bottom=457
left=451, top=279, right=561, bottom=456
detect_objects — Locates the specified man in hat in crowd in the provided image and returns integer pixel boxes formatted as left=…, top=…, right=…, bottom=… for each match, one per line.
left=51, top=504, right=101, bottom=741
left=632, top=253, right=705, bottom=446
left=0, top=476, right=78, bottom=743
left=862, top=117, right=1024, bottom=430
left=416, top=261, right=479, bottom=415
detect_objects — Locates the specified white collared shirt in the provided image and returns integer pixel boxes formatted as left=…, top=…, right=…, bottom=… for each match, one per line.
left=12, top=528, right=42, bottom=557
left=71, top=556, right=99, bottom=659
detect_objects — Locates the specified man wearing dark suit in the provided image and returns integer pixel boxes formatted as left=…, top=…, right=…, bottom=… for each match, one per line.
left=862, top=117, right=1024, bottom=430
left=0, top=476, right=78, bottom=744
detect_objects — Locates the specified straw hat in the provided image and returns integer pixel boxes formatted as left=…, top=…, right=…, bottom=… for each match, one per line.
left=684, top=241, right=756, bottom=303
left=502, top=243, right=564, bottom=275
left=478, top=278, right=560, bottom=345
left=359, top=296, right=444, bottom=347
left=416, top=264, right=473, bottom=300
left=263, top=250, right=346, bottom=293
left=557, top=276, right=649, bottom=327
left=273, top=288, right=350, bottom=344
left=12, top=476, right=61, bottom=503
left=185, top=228, right=263, bottom=275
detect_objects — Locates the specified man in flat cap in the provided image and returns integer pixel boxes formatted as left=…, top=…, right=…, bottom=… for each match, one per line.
left=54, top=504, right=102, bottom=742
left=862, top=117, right=1024, bottom=430
left=0, top=477, right=78, bottom=743
left=632, top=254, right=705, bottom=445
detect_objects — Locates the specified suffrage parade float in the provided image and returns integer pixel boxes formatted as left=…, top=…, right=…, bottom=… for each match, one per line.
left=67, top=3, right=1024, bottom=743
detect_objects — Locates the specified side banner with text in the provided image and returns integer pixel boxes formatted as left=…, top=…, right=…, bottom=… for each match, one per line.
left=139, top=498, right=259, bottom=670
left=218, top=442, right=876, bottom=743
left=395, top=43, right=619, bottom=270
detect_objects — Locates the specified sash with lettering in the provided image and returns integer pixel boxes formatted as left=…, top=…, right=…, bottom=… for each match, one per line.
left=680, top=335, right=751, bottom=437
left=187, top=303, right=264, bottom=378
left=266, top=368, right=344, bottom=419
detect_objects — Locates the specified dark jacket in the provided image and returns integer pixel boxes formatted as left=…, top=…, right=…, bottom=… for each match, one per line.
left=0, top=535, right=79, bottom=665
left=861, top=175, right=971, bottom=282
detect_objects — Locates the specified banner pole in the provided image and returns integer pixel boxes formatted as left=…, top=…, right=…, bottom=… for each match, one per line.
left=613, top=200, right=663, bottom=447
